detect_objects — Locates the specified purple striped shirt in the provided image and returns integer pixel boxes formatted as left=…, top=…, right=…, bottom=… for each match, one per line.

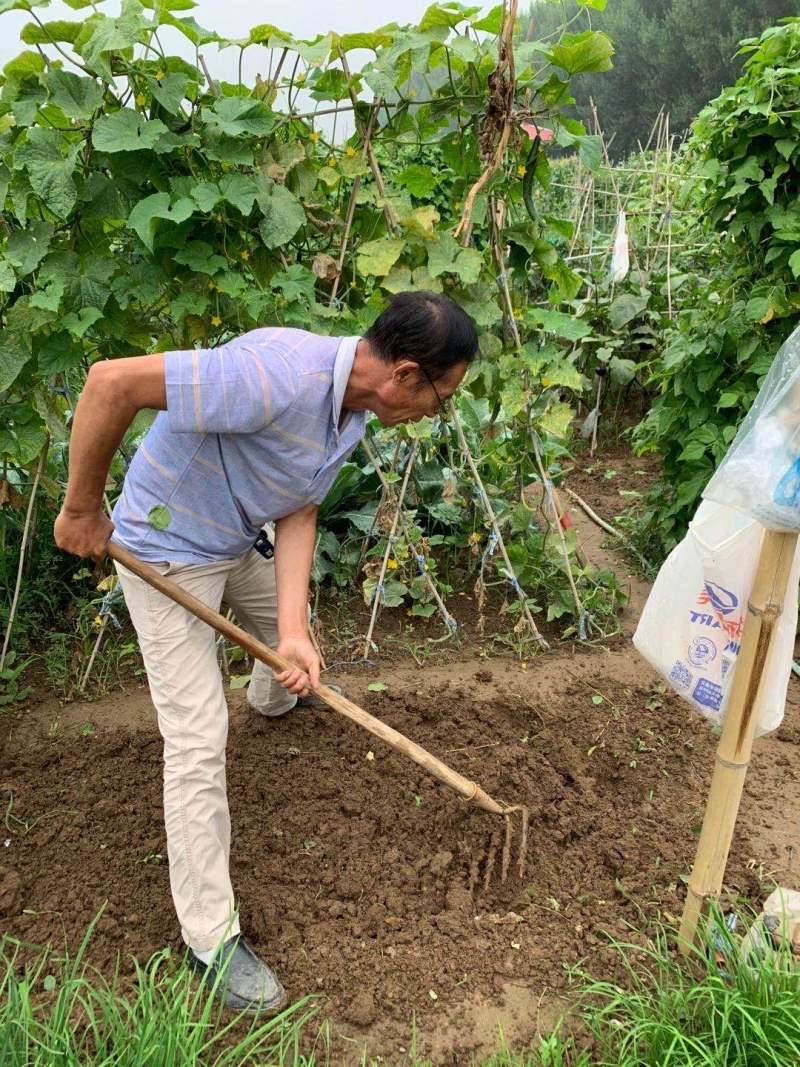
left=111, top=329, right=366, bottom=563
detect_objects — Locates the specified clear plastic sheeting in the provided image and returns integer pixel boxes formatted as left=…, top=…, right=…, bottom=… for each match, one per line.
left=704, top=323, right=800, bottom=530
left=633, top=499, right=800, bottom=735
left=609, top=210, right=629, bottom=283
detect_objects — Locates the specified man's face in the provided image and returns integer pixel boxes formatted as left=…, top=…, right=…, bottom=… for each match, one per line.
left=372, top=360, right=469, bottom=427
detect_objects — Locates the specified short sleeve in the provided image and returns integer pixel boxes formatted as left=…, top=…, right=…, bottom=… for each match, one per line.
left=164, top=336, right=298, bottom=434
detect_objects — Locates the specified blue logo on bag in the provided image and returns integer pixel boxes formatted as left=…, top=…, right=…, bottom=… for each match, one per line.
left=669, top=661, right=692, bottom=689
left=774, top=456, right=800, bottom=509
left=693, top=678, right=723, bottom=711
left=688, top=636, right=717, bottom=667
left=698, top=581, right=738, bottom=616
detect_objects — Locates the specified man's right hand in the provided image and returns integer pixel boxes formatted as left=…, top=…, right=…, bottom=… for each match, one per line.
left=54, top=507, right=114, bottom=561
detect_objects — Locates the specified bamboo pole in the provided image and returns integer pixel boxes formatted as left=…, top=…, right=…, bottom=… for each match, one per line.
left=449, top=400, right=549, bottom=650
left=361, top=437, right=456, bottom=636
left=108, top=542, right=505, bottom=816
left=329, top=99, right=380, bottom=305
left=679, top=528, right=799, bottom=951
left=357, top=435, right=402, bottom=572
left=362, top=441, right=418, bottom=659
left=0, top=444, right=48, bottom=673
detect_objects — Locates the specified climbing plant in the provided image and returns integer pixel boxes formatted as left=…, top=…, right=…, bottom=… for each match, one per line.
left=0, top=0, right=620, bottom=670
left=633, top=17, right=800, bottom=550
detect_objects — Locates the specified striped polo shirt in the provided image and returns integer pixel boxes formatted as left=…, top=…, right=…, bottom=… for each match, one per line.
left=110, top=328, right=366, bottom=564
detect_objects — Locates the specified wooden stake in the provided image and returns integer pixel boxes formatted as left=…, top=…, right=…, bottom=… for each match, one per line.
left=449, top=400, right=549, bottom=650
left=0, top=444, right=48, bottom=673
left=361, top=437, right=456, bottom=637
left=108, top=542, right=507, bottom=816
left=679, top=528, right=799, bottom=951
left=362, top=441, right=419, bottom=659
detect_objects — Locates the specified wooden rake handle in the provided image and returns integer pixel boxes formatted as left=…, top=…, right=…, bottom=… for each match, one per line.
left=108, top=543, right=505, bottom=816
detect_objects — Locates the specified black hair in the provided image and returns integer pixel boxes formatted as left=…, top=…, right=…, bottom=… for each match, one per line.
left=363, top=290, right=478, bottom=382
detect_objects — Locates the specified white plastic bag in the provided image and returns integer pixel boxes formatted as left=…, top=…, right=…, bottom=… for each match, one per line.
left=633, top=499, right=800, bottom=735
left=704, top=323, right=800, bottom=530
left=609, top=210, right=629, bottom=283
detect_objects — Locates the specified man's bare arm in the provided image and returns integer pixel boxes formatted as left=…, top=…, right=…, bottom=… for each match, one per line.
left=272, top=503, right=320, bottom=694
left=55, top=354, right=166, bottom=559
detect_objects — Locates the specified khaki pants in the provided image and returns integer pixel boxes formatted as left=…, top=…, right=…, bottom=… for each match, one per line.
left=114, top=546, right=295, bottom=952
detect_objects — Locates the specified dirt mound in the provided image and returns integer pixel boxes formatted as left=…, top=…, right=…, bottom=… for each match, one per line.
left=4, top=661, right=796, bottom=1063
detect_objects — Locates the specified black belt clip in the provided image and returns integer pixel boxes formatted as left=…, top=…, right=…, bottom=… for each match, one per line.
left=253, top=529, right=274, bottom=560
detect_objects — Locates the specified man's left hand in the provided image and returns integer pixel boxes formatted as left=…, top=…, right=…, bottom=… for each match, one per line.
left=273, top=634, right=320, bottom=697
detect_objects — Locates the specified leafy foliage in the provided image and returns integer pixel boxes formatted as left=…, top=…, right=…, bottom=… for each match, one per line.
left=633, top=18, right=800, bottom=548
left=0, top=0, right=625, bottom=669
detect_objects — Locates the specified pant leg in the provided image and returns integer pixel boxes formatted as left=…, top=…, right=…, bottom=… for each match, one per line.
left=115, top=556, right=241, bottom=952
left=222, top=547, right=297, bottom=718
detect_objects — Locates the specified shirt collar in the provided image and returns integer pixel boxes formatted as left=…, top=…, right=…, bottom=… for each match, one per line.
left=332, top=334, right=361, bottom=438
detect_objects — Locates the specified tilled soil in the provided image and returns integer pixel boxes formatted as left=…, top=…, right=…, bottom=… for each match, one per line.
left=3, top=653, right=799, bottom=1064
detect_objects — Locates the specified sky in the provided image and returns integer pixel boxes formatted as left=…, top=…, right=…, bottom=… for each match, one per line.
left=0, top=0, right=464, bottom=139
left=0, top=0, right=445, bottom=75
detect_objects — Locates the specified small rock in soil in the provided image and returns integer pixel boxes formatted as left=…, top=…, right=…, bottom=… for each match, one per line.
left=429, top=850, right=454, bottom=875
left=0, top=866, right=22, bottom=916
left=344, top=990, right=377, bottom=1027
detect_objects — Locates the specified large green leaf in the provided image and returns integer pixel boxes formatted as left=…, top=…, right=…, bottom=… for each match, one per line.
left=330, top=29, right=395, bottom=53
left=36, top=331, right=84, bottom=377
left=0, top=0, right=50, bottom=11
left=127, top=193, right=194, bottom=251
left=15, top=128, right=80, bottom=219
left=426, top=233, right=460, bottom=276
left=73, top=3, right=152, bottom=79
left=541, top=358, right=585, bottom=391
left=271, top=263, right=316, bottom=304
left=577, top=134, right=603, bottom=172
left=397, top=163, right=437, bottom=198
left=357, top=238, right=406, bottom=277
left=160, top=12, right=222, bottom=46
left=21, top=19, right=82, bottom=46
left=45, top=70, right=103, bottom=118
left=173, top=240, right=227, bottom=274
left=548, top=31, right=613, bottom=75
left=608, top=292, right=649, bottom=330
left=3, top=49, right=45, bottom=80
left=452, top=247, right=482, bottom=284
left=92, top=109, right=169, bottom=152
left=0, top=260, right=16, bottom=292
left=218, top=173, right=257, bottom=215
left=420, top=2, right=480, bottom=30
left=529, top=307, right=591, bottom=341
left=255, top=179, right=305, bottom=249
left=150, top=72, right=190, bottom=114
left=205, top=97, right=276, bottom=138
left=190, top=181, right=220, bottom=213
left=5, top=222, right=54, bottom=276
left=470, top=4, right=502, bottom=32
left=539, top=401, right=574, bottom=439
left=0, top=298, right=55, bottom=392
left=62, top=306, right=103, bottom=337
left=426, top=234, right=481, bottom=282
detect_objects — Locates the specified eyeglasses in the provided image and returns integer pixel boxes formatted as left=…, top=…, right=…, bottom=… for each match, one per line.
left=417, top=365, right=449, bottom=419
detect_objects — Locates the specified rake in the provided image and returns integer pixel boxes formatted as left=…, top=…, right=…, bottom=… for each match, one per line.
left=108, top=543, right=530, bottom=884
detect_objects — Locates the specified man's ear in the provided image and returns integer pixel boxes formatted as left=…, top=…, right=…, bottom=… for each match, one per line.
left=391, top=359, right=420, bottom=385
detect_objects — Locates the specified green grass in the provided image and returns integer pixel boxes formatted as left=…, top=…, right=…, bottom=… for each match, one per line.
left=1, top=913, right=798, bottom=1065
left=0, top=916, right=322, bottom=1066
left=572, top=915, right=800, bottom=1067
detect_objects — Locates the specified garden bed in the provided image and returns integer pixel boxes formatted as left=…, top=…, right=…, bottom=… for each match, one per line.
left=2, top=451, right=799, bottom=1064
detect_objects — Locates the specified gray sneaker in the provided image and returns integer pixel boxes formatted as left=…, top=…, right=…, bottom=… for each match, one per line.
left=189, top=935, right=287, bottom=1015
left=296, top=683, right=346, bottom=709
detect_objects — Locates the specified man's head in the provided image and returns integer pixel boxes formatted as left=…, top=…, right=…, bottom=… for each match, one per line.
left=350, top=290, right=478, bottom=426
